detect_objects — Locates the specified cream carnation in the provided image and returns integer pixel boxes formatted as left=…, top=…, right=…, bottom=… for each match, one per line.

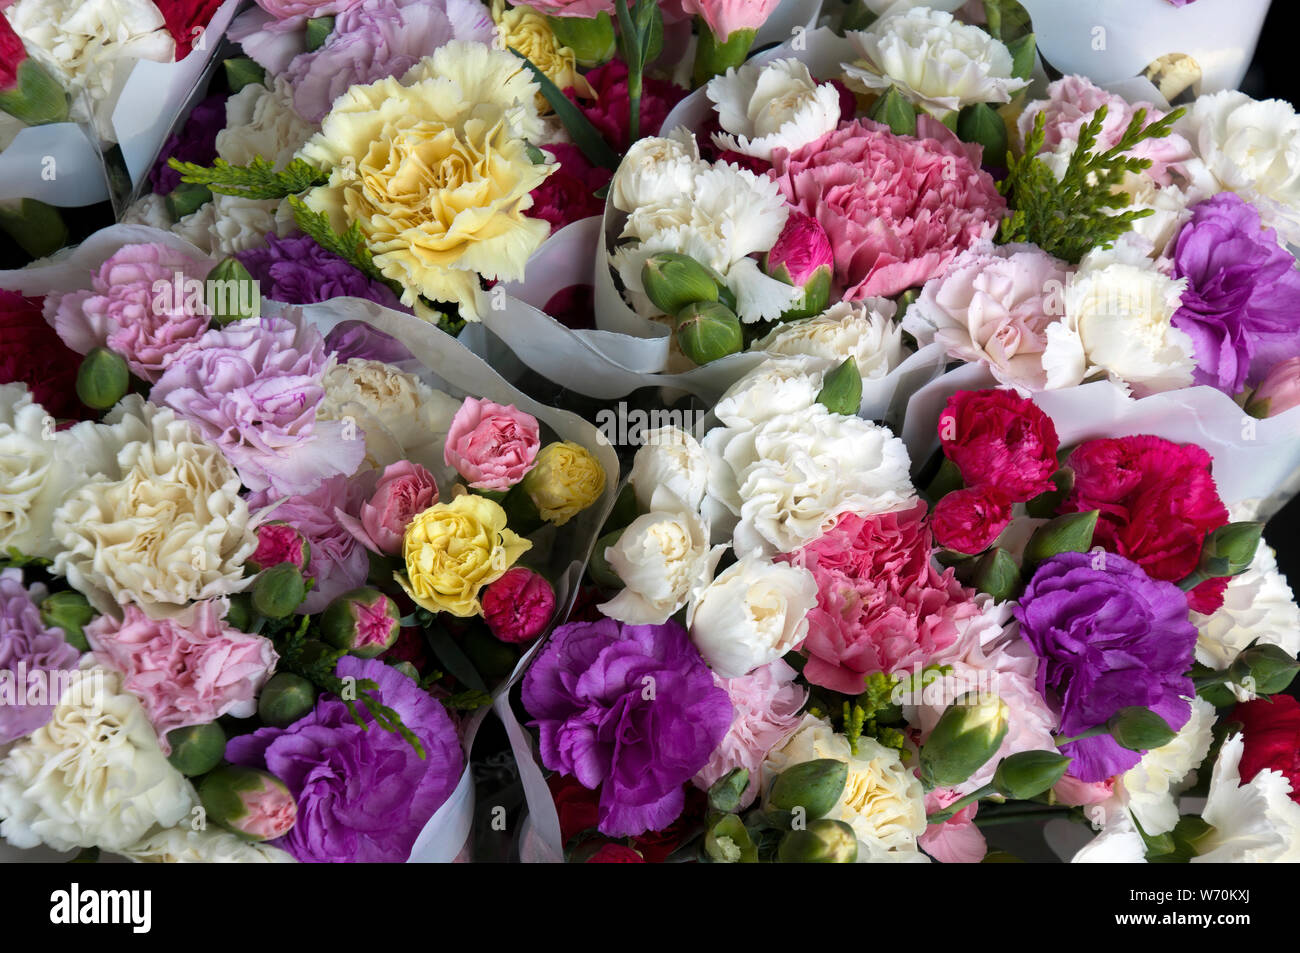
left=842, top=8, right=1028, bottom=118
left=756, top=298, right=905, bottom=381
left=610, top=128, right=702, bottom=213
left=173, top=194, right=287, bottom=258
left=627, top=426, right=710, bottom=513
left=1118, top=696, right=1215, bottom=836
left=712, top=355, right=827, bottom=430
left=707, top=58, right=841, bottom=161
left=0, top=665, right=195, bottom=852
left=119, top=826, right=297, bottom=863
left=218, top=77, right=319, bottom=169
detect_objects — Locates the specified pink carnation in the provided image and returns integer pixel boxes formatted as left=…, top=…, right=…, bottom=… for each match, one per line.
left=481, top=567, right=556, bottom=644
left=249, top=522, right=311, bottom=571
left=567, top=61, right=686, bottom=151
left=931, top=485, right=1013, bottom=555
left=938, top=389, right=1060, bottom=501
left=87, top=601, right=278, bottom=750
left=920, top=788, right=986, bottom=863
left=444, top=397, right=541, bottom=491
left=336, top=460, right=439, bottom=556
left=784, top=502, right=977, bottom=694
left=771, top=118, right=1005, bottom=301
left=692, top=659, right=807, bottom=809
left=1019, top=75, right=1193, bottom=187
left=1053, top=774, right=1116, bottom=806
left=679, top=0, right=781, bottom=41
left=513, top=0, right=614, bottom=16
left=239, top=781, right=300, bottom=840
left=44, top=243, right=214, bottom=383
left=254, top=0, right=362, bottom=17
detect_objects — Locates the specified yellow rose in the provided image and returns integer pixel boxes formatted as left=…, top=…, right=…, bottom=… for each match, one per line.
left=297, top=41, right=556, bottom=322
left=397, top=494, right=531, bottom=617
left=492, top=3, right=594, bottom=111
left=521, top=440, right=606, bottom=527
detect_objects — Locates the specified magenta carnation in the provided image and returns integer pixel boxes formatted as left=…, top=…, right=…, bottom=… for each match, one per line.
left=529, top=143, right=611, bottom=232
left=481, top=567, right=555, bottom=644
left=567, top=61, right=686, bottom=151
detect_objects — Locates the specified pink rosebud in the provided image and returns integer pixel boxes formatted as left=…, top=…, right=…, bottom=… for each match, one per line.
left=444, top=397, right=541, bottom=492
left=765, top=210, right=834, bottom=287
left=249, top=522, right=311, bottom=572
left=1247, top=357, right=1300, bottom=419
left=481, top=567, right=556, bottom=644
left=337, top=461, right=439, bottom=557
left=932, top=485, right=1013, bottom=555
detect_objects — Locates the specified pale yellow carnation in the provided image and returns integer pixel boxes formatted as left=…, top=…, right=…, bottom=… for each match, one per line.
left=492, top=2, right=593, bottom=111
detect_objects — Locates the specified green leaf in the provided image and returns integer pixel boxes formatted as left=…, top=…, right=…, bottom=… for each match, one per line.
left=168, top=155, right=328, bottom=200
left=509, top=49, right=619, bottom=170
left=223, top=56, right=265, bottom=94
left=867, top=85, right=917, bottom=137
left=305, top=15, right=334, bottom=52
left=1007, top=32, right=1037, bottom=80
left=956, top=103, right=1009, bottom=166
left=982, top=0, right=1033, bottom=43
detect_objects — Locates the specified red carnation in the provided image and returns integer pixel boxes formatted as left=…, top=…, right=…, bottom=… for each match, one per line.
left=932, top=484, right=1014, bottom=555
left=1232, top=695, right=1300, bottom=802
left=0, top=290, right=91, bottom=421
left=938, top=389, right=1060, bottom=500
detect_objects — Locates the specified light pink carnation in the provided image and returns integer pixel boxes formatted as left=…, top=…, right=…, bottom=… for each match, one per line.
left=238, top=777, right=299, bottom=840
left=151, top=313, right=365, bottom=495
left=87, top=600, right=278, bottom=750
left=513, top=0, right=614, bottom=16
left=693, top=659, right=807, bottom=809
left=909, top=242, right=1070, bottom=390
left=336, top=460, right=439, bottom=556
left=255, top=0, right=362, bottom=18
left=920, top=788, right=986, bottom=863
left=443, top=397, right=541, bottom=491
left=679, top=0, right=781, bottom=40
left=771, top=117, right=1005, bottom=301
left=44, top=243, right=214, bottom=383
left=0, top=570, right=82, bottom=744
left=1053, top=774, right=1117, bottom=806
left=1019, top=75, right=1194, bottom=187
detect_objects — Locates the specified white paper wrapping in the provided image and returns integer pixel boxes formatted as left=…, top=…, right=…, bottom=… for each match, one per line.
left=0, top=0, right=240, bottom=207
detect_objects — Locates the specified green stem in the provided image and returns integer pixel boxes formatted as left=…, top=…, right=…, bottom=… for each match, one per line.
left=627, top=68, right=642, bottom=144
left=692, top=25, right=756, bottom=87
left=1054, top=724, right=1109, bottom=747
left=973, top=806, right=1078, bottom=828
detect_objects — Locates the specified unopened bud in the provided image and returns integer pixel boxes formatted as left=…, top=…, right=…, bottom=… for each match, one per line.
left=992, top=750, right=1072, bottom=800
left=199, top=766, right=297, bottom=842
left=704, top=814, right=757, bottom=863
left=675, top=300, right=743, bottom=366
left=257, top=672, right=317, bottom=728
left=1198, top=522, right=1263, bottom=579
left=547, top=12, right=617, bottom=66
left=320, top=588, right=401, bottom=658
left=39, top=591, right=95, bottom=652
left=1230, top=643, right=1300, bottom=695
left=920, top=693, right=1010, bottom=789
left=777, top=819, right=858, bottom=863
left=765, top=758, right=848, bottom=822
left=763, top=210, right=833, bottom=320
left=251, top=563, right=307, bottom=619
left=166, top=722, right=226, bottom=776
left=641, top=252, right=726, bottom=316
left=707, top=767, right=750, bottom=815
left=75, top=347, right=129, bottom=411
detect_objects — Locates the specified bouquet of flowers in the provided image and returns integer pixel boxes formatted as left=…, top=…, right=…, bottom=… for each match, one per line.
left=0, top=224, right=615, bottom=862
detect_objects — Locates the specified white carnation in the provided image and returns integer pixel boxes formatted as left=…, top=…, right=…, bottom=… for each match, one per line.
left=120, top=826, right=297, bottom=863
left=707, top=58, right=841, bottom=160
left=219, top=78, right=319, bottom=170
left=610, top=127, right=703, bottom=213
left=1193, top=733, right=1300, bottom=863
left=712, top=355, right=827, bottom=430
left=172, top=194, right=287, bottom=257
left=756, top=298, right=904, bottom=380
left=1120, top=697, right=1216, bottom=836
left=628, top=426, right=711, bottom=513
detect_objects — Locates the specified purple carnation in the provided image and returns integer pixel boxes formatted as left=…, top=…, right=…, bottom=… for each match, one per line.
left=324, top=320, right=417, bottom=367
left=151, top=313, right=365, bottom=495
left=247, top=476, right=370, bottom=614
left=0, top=571, right=82, bottom=744
left=235, top=233, right=408, bottom=312
left=1171, top=192, right=1300, bottom=395
left=149, top=93, right=229, bottom=195
left=522, top=617, right=733, bottom=837
left=226, top=656, right=464, bottom=863
left=1014, top=552, right=1197, bottom=782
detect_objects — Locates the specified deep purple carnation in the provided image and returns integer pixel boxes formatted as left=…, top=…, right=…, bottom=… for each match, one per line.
left=226, top=656, right=464, bottom=863
left=0, top=570, right=82, bottom=744
left=324, top=320, right=417, bottom=366
left=235, top=233, right=408, bottom=312
left=522, top=617, right=733, bottom=837
left=1171, top=192, right=1300, bottom=395
left=149, top=93, right=229, bottom=195
left=1014, top=551, right=1197, bottom=782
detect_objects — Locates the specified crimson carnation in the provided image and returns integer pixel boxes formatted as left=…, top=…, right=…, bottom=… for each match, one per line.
left=938, top=389, right=1060, bottom=500
left=1232, top=695, right=1300, bottom=802
left=932, top=485, right=1014, bottom=555
left=153, top=0, right=228, bottom=58
left=566, top=60, right=686, bottom=151
left=0, top=290, right=89, bottom=421
left=529, top=144, right=611, bottom=232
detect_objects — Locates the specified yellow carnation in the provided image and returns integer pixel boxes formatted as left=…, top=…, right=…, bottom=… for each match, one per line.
left=521, top=440, right=606, bottom=527
left=296, top=41, right=556, bottom=322
left=397, top=494, right=531, bottom=617
left=492, top=3, right=593, bottom=111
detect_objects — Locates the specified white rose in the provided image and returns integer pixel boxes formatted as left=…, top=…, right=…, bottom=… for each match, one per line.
left=686, top=553, right=817, bottom=678
left=707, top=58, right=841, bottom=160
left=1193, top=733, right=1300, bottom=863
left=610, top=127, right=703, bottom=213
left=219, top=78, right=319, bottom=170
left=1119, top=697, right=1216, bottom=836
left=600, top=487, right=725, bottom=626
left=762, top=715, right=927, bottom=859
left=51, top=397, right=256, bottom=617
left=756, top=298, right=905, bottom=381
left=842, top=8, right=1028, bottom=118
left=119, top=826, right=297, bottom=863
left=704, top=402, right=915, bottom=555
left=173, top=194, right=287, bottom=257
left=1178, top=90, right=1300, bottom=247
left=628, top=426, right=710, bottom=513
left=0, top=665, right=195, bottom=853
left=713, top=355, right=827, bottom=430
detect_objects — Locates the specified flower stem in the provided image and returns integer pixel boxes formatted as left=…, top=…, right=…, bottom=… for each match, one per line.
left=692, top=25, right=755, bottom=87
left=926, top=783, right=996, bottom=825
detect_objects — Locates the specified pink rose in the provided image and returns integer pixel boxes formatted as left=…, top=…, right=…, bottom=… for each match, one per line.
left=444, top=397, right=541, bottom=491
left=679, top=0, right=780, bottom=40
left=932, top=485, right=1013, bottom=555
left=44, top=243, right=214, bottom=383
left=692, top=659, right=807, bottom=809
left=909, top=242, right=1070, bottom=390
left=481, top=567, right=556, bottom=644
left=513, top=0, right=613, bottom=16
left=87, top=601, right=278, bottom=750
left=337, top=461, right=439, bottom=557
left=920, top=788, right=986, bottom=863
left=771, top=117, right=1005, bottom=301
left=1247, top=357, right=1300, bottom=418
left=249, top=522, right=311, bottom=571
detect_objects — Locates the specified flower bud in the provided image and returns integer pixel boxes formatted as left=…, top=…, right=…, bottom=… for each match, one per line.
left=704, top=813, right=758, bottom=863
left=777, top=819, right=858, bottom=863
left=1107, top=706, right=1177, bottom=751
left=956, top=102, right=1009, bottom=166
left=248, top=522, right=311, bottom=573
left=920, top=693, right=1010, bottom=789
left=816, top=357, right=862, bottom=416
left=1246, top=357, right=1300, bottom=418
left=867, top=84, right=917, bottom=137
left=763, top=210, right=833, bottom=320
left=257, top=672, right=317, bottom=728
left=707, top=767, right=750, bottom=815
left=225, top=593, right=255, bottom=632
left=199, top=766, right=298, bottom=842
left=1230, top=643, right=1300, bottom=695
left=992, top=750, right=1072, bottom=800
left=1022, top=510, right=1099, bottom=571
left=166, top=721, right=226, bottom=776
left=39, top=591, right=95, bottom=652
left=0, top=18, right=69, bottom=125
left=165, top=182, right=212, bottom=222
left=320, top=588, right=401, bottom=658
left=675, top=301, right=743, bottom=366
left=547, top=11, right=617, bottom=66
left=641, top=252, right=727, bottom=316
left=0, top=198, right=68, bottom=260
left=206, top=257, right=260, bottom=325
left=75, top=347, right=129, bottom=411
left=765, top=758, right=848, bottom=822
left=1197, top=521, right=1263, bottom=579
left=251, top=563, right=308, bottom=619
left=520, top=440, right=607, bottom=527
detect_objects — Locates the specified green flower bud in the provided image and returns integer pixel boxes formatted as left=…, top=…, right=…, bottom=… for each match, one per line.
left=766, top=758, right=848, bottom=822
left=704, top=814, right=758, bottom=863
left=164, top=182, right=212, bottom=222
left=707, top=767, right=750, bottom=815
left=777, top=819, right=858, bottom=863
left=251, top=563, right=307, bottom=619
left=675, top=301, right=743, bottom=366
left=206, top=257, right=260, bottom=325
left=867, top=85, right=917, bottom=137
left=39, top=590, right=95, bottom=652
left=1198, top=521, right=1263, bottom=579
left=641, top=252, right=726, bottom=316
left=224, top=592, right=255, bottom=633
left=75, top=347, right=129, bottom=411
left=0, top=57, right=69, bottom=125
left=166, top=722, right=226, bottom=776
left=223, top=56, right=266, bottom=94
left=992, top=750, right=1072, bottom=800
left=1022, top=510, right=1099, bottom=571
left=199, top=766, right=297, bottom=842
left=920, top=693, right=1010, bottom=789
left=319, top=588, right=400, bottom=658
left=970, top=547, right=1020, bottom=603
left=588, top=528, right=626, bottom=589
left=956, top=102, right=1009, bottom=166
left=257, top=672, right=317, bottom=728
left=304, top=15, right=334, bottom=52
left=816, top=357, right=862, bottom=416
left=1108, top=706, right=1177, bottom=752
left=547, top=12, right=617, bottom=66
left=1230, top=643, right=1300, bottom=695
